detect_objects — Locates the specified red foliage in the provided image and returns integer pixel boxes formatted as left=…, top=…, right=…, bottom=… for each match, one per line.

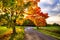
left=36, top=0, right=40, bottom=2
left=25, top=0, right=49, bottom=27
left=33, top=7, right=49, bottom=19
left=29, top=0, right=40, bottom=2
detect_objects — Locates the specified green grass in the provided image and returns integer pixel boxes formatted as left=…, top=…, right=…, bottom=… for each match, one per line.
left=38, top=29, right=60, bottom=40
left=0, top=26, right=24, bottom=40
left=0, top=27, right=10, bottom=35
left=13, top=29, right=24, bottom=40
left=36, top=26, right=60, bottom=40
left=39, top=27, right=60, bottom=31
left=9, top=28, right=24, bottom=40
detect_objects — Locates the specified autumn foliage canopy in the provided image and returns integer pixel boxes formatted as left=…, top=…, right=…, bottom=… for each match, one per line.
left=0, top=0, right=49, bottom=27
left=24, top=0, right=49, bottom=26
left=16, top=0, right=49, bottom=27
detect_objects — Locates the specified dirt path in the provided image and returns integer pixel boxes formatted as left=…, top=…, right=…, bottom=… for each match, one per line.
left=24, top=27, right=57, bottom=40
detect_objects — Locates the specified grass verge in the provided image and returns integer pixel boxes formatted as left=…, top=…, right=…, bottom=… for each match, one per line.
left=35, top=26, right=60, bottom=40
left=0, top=26, right=24, bottom=40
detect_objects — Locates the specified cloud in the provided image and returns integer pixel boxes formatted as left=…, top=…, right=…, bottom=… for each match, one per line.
left=46, top=14, right=60, bottom=25
left=48, top=3, right=60, bottom=16
left=38, top=0, right=60, bottom=16
left=39, top=0, right=59, bottom=8
left=52, top=3, right=60, bottom=11
left=40, top=0, right=55, bottom=5
left=38, top=0, right=60, bottom=25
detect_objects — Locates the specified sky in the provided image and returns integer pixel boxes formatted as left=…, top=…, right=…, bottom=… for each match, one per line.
left=38, top=0, right=60, bottom=25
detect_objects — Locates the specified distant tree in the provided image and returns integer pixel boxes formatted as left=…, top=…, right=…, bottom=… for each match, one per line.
left=53, top=23, right=60, bottom=26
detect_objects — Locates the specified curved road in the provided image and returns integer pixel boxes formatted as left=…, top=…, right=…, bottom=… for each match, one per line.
left=24, top=27, right=57, bottom=40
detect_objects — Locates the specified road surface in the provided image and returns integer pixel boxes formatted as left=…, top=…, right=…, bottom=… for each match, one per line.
left=24, top=27, right=57, bottom=40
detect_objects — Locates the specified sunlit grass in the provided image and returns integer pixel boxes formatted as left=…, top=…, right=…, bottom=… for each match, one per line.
left=13, top=29, right=24, bottom=40
left=39, top=27, right=60, bottom=31
left=38, top=29, right=60, bottom=39
left=0, top=26, right=24, bottom=40
left=36, top=26, right=60, bottom=40
left=0, top=27, right=10, bottom=35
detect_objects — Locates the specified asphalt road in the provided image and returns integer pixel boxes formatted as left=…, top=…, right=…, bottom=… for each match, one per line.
left=24, top=27, right=57, bottom=40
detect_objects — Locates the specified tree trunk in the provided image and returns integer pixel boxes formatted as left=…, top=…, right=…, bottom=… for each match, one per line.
left=37, top=27, right=39, bottom=29
left=9, top=26, right=16, bottom=40
left=12, top=26, right=16, bottom=34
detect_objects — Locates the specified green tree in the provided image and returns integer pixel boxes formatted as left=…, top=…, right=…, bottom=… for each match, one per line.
left=0, top=0, right=31, bottom=40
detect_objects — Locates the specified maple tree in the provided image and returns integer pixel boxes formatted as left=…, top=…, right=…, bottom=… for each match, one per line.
left=25, top=0, right=49, bottom=27
left=0, top=0, right=32, bottom=39
left=0, top=0, right=49, bottom=40
left=0, top=0, right=49, bottom=35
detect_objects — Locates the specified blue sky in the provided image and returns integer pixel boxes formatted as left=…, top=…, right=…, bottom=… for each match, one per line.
left=38, top=0, right=60, bottom=25
left=38, top=0, right=60, bottom=16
